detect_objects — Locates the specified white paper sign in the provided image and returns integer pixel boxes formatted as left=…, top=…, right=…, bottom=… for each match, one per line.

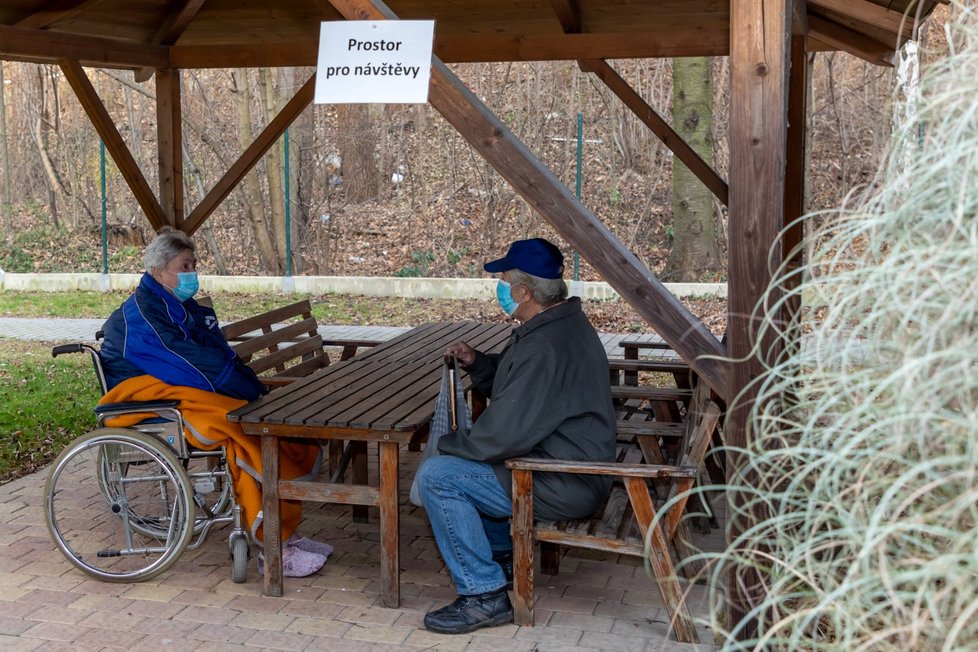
left=315, top=21, right=434, bottom=104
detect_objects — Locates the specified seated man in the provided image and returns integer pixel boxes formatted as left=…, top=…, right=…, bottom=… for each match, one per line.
left=99, top=227, right=332, bottom=577
left=415, top=237, right=616, bottom=634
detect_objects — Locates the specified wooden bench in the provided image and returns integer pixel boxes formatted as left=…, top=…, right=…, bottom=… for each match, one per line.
left=609, top=373, right=726, bottom=520
left=320, top=335, right=385, bottom=361
left=608, top=358, right=692, bottom=389
left=219, top=299, right=383, bottom=495
left=220, top=299, right=330, bottom=387
left=618, top=338, right=678, bottom=385
left=505, top=380, right=722, bottom=644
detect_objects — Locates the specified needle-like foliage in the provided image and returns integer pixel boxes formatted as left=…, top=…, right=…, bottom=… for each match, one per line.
left=673, top=4, right=978, bottom=649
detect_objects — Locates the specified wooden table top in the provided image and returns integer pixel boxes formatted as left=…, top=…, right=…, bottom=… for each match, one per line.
left=227, top=321, right=512, bottom=438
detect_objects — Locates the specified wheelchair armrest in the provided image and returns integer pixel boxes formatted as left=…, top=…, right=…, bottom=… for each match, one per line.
left=95, top=400, right=180, bottom=415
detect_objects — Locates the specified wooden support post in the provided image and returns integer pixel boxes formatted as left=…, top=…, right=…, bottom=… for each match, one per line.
left=261, top=434, right=284, bottom=597
left=727, top=0, right=793, bottom=639
left=156, top=68, right=184, bottom=228
left=378, top=441, right=400, bottom=608
left=782, top=31, right=811, bottom=338
left=511, top=468, right=535, bottom=626
left=352, top=441, right=369, bottom=522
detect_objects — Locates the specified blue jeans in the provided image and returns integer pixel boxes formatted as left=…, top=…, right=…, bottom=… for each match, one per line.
left=415, top=455, right=513, bottom=596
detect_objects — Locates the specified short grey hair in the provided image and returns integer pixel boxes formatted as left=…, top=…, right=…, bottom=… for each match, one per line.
left=143, top=227, right=195, bottom=273
left=509, top=269, right=567, bottom=306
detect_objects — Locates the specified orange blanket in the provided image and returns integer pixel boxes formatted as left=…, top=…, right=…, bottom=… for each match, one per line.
left=99, top=375, right=322, bottom=544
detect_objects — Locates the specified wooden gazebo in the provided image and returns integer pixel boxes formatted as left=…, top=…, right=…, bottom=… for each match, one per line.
left=0, top=0, right=944, bottom=635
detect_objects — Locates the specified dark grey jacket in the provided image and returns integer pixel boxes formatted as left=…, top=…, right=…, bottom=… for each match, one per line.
left=437, top=297, right=616, bottom=521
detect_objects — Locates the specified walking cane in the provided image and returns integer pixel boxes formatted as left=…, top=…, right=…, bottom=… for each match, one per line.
left=444, top=355, right=458, bottom=432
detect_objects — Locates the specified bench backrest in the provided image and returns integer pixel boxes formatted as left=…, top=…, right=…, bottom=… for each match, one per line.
left=221, top=299, right=330, bottom=384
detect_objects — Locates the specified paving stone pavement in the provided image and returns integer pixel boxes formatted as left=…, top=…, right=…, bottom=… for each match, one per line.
left=1, top=448, right=723, bottom=651
left=0, top=317, right=722, bottom=651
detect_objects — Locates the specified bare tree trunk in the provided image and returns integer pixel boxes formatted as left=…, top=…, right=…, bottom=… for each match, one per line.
left=337, top=103, right=379, bottom=203
left=259, top=68, right=288, bottom=266
left=234, top=69, right=281, bottom=273
left=0, top=62, right=10, bottom=207
left=665, top=57, right=721, bottom=281
left=181, top=139, right=229, bottom=275
left=28, top=66, right=70, bottom=229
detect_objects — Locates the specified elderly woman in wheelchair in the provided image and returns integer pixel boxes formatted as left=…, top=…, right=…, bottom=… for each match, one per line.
left=45, top=227, right=331, bottom=582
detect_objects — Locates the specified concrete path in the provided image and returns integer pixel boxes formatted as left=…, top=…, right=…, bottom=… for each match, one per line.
left=0, top=318, right=411, bottom=346
left=0, top=317, right=107, bottom=342
left=0, top=318, right=667, bottom=359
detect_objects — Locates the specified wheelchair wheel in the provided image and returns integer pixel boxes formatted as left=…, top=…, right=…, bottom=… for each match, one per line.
left=45, top=429, right=195, bottom=582
left=231, top=536, right=249, bottom=583
left=97, top=447, right=232, bottom=538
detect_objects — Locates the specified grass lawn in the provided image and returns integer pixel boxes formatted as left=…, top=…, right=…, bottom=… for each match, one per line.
left=0, top=290, right=501, bottom=325
left=0, top=340, right=101, bottom=483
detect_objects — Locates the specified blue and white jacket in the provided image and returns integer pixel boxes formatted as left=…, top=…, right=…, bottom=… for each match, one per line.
left=100, top=273, right=268, bottom=401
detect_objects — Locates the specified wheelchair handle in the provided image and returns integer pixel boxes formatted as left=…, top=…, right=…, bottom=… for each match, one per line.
left=52, top=343, right=86, bottom=357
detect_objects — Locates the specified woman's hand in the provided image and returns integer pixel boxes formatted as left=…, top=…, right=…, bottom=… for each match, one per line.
left=446, top=341, right=476, bottom=367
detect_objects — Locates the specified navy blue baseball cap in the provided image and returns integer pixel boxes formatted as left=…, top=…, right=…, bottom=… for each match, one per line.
left=483, top=238, right=565, bottom=279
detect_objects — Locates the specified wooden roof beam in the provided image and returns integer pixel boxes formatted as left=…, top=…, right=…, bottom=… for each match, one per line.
left=550, top=0, right=582, bottom=34
left=59, top=60, right=167, bottom=230
left=0, top=24, right=168, bottom=69
left=808, top=14, right=895, bottom=66
left=155, top=0, right=207, bottom=46
left=13, top=0, right=106, bottom=30
left=579, top=59, right=728, bottom=206
left=133, top=0, right=207, bottom=82
left=328, top=0, right=729, bottom=397
left=169, top=30, right=731, bottom=69
left=808, top=0, right=916, bottom=41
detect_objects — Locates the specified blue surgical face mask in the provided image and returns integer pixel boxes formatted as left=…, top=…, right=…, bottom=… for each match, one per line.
left=172, top=271, right=199, bottom=302
left=495, top=280, right=519, bottom=316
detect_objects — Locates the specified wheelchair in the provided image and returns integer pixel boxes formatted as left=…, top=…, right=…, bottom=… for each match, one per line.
left=45, top=341, right=250, bottom=583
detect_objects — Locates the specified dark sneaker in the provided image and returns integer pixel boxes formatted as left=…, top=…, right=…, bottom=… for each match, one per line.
left=494, top=552, right=514, bottom=590
left=423, top=589, right=513, bottom=634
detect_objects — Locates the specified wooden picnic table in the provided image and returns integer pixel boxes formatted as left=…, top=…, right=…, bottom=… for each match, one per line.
left=227, top=320, right=512, bottom=606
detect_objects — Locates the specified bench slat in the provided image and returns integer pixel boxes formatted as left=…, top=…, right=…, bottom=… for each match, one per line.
left=231, top=318, right=320, bottom=360
left=246, top=335, right=328, bottom=375
left=506, top=458, right=696, bottom=478
left=610, top=386, right=691, bottom=401
left=617, top=420, right=682, bottom=437
left=219, top=299, right=332, bottom=385
left=608, top=360, right=690, bottom=374
left=221, top=301, right=312, bottom=340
